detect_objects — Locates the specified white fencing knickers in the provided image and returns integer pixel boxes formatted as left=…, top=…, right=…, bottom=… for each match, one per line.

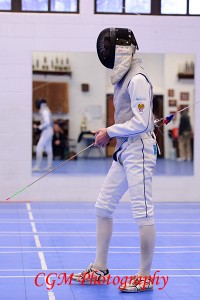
left=35, top=126, right=53, bottom=169
left=95, top=133, right=157, bottom=226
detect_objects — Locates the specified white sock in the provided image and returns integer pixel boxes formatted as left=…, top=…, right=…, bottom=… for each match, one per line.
left=139, top=224, right=156, bottom=276
left=93, top=216, right=113, bottom=270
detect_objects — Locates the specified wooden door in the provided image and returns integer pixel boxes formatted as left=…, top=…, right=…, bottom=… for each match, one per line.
left=32, top=81, right=68, bottom=113
left=153, top=95, right=164, bottom=157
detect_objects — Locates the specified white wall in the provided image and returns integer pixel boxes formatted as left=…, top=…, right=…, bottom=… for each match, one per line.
left=136, top=53, right=165, bottom=95
left=0, top=0, right=200, bottom=202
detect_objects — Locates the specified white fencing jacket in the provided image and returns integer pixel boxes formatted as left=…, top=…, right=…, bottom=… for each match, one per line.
left=38, top=104, right=53, bottom=131
left=107, top=58, right=154, bottom=151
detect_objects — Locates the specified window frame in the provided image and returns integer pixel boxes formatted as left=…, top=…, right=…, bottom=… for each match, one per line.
left=94, top=0, right=200, bottom=16
left=0, top=0, right=79, bottom=14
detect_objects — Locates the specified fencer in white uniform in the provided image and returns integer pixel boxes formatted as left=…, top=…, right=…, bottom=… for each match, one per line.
left=32, top=99, right=53, bottom=171
left=72, top=28, right=157, bottom=293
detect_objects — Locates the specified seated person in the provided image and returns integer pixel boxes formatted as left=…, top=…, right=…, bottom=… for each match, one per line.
left=52, top=122, right=66, bottom=160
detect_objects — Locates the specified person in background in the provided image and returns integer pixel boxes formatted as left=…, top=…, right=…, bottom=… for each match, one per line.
left=177, top=110, right=192, bottom=162
left=32, top=98, right=53, bottom=171
left=52, top=122, right=66, bottom=160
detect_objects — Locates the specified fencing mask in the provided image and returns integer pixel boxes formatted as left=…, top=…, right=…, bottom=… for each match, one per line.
left=96, top=28, right=139, bottom=84
left=96, top=27, right=139, bottom=69
left=35, top=98, right=47, bottom=110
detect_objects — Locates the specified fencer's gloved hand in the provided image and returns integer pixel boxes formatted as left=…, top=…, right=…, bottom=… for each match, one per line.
left=92, top=128, right=110, bottom=147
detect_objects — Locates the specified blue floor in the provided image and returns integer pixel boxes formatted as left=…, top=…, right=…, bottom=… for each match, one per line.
left=0, top=202, right=199, bottom=300
left=32, top=157, right=194, bottom=176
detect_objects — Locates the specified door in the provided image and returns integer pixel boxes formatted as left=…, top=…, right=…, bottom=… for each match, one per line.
left=153, top=95, right=164, bottom=158
left=33, top=81, right=68, bottom=113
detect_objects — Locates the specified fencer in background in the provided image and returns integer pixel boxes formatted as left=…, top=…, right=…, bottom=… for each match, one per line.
left=32, top=99, right=53, bottom=172
left=72, top=28, right=157, bottom=293
left=177, top=110, right=192, bottom=162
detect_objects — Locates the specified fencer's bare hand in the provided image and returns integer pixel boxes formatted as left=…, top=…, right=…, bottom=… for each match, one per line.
left=92, top=128, right=110, bottom=147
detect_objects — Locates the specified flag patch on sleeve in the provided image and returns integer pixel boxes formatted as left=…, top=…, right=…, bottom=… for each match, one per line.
left=137, top=103, right=145, bottom=113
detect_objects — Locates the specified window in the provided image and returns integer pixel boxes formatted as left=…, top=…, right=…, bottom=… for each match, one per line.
left=0, top=0, right=79, bottom=13
left=0, top=0, right=11, bottom=10
left=95, top=0, right=200, bottom=16
left=189, top=0, right=200, bottom=15
left=51, top=0, right=78, bottom=12
left=161, top=0, right=187, bottom=15
left=125, top=0, right=151, bottom=14
left=96, top=0, right=123, bottom=13
left=22, top=0, right=48, bottom=11
left=95, top=0, right=151, bottom=14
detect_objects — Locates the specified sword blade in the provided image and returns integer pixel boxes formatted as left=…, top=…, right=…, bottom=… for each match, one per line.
left=6, top=143, right=94, bottom=201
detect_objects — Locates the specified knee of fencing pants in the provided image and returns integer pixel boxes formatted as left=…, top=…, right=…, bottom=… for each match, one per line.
left=131, top=203, right=155, bottom=226
left=95, top=193, right=119, bottom=218
left=134, top=216, right=155, bottom=226
left=95, top=206, right=114, bottom=218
